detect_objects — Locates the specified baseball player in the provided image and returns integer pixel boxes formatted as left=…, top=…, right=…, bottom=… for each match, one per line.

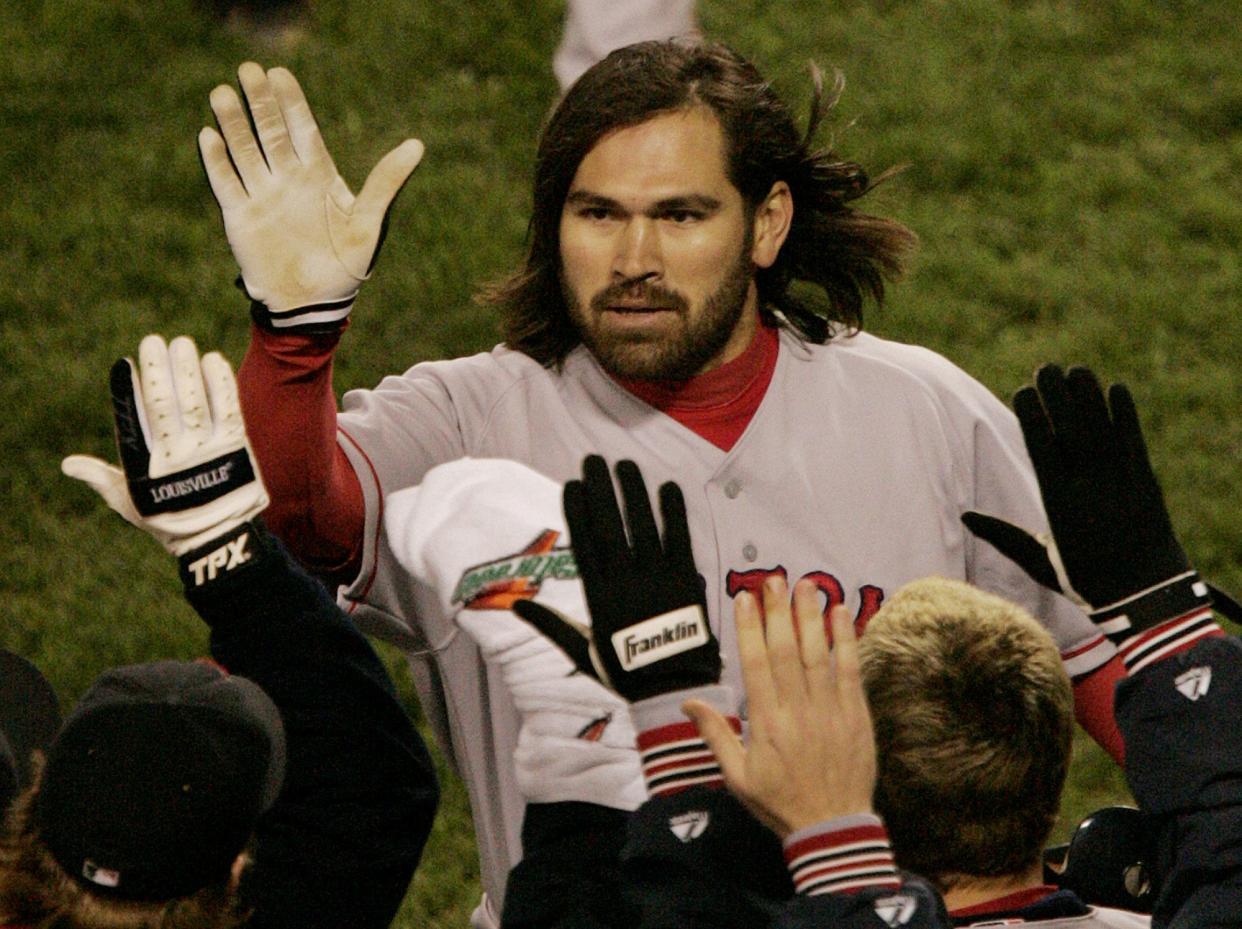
left=198, top=42, right=1125, bottom=923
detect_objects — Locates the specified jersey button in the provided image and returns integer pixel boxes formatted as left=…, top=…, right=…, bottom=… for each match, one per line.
left=742, top=543, right=757, bottom=562
left=724, top=479, right=741, bottom=499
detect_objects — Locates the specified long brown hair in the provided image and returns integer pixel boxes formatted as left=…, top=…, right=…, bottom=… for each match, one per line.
left=482, top=39, right=918, bottom=367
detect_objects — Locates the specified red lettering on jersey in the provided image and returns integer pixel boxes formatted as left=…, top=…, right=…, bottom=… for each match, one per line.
left=737, top=570, right=886, bottom=641
left=725, top=566, right=789, bottom=599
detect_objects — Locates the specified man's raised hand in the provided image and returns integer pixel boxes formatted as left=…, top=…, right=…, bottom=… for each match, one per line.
left=684, top=577, right=877, bottom=839
left=199, top=62, right=424, bottom=333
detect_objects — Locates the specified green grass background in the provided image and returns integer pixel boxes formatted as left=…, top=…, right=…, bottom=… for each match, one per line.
left=2, top=0, right=1239, bottom=924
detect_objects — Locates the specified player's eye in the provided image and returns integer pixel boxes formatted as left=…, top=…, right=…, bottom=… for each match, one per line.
left=578, top=206, right=614, bottom=221
left=662, top=209, right=703, bottom=224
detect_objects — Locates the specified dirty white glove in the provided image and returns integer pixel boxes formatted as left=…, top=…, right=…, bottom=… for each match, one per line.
left=62, top=335, right=268, bottom=557
left=199, top=62, right=423, bottom=332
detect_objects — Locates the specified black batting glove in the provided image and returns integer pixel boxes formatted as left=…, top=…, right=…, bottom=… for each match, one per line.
left=514, top=455, right=720, bottom=703
left=962, top=364, right=1210, bottom=644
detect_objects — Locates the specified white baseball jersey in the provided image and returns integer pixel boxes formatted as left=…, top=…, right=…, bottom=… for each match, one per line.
left=334, top=328, right=1115, bottom=920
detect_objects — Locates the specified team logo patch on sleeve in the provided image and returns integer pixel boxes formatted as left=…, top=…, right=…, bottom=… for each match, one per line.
left=668, top=810, right=710, bottom=842
left=873, top=894, right=917, bottom=927
left=1174, top=666, right=1211, bottom=701
left=452, top=530, right=578, bottom=610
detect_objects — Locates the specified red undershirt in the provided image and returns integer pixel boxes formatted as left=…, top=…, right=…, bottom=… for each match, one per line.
left=613, top=320, right=780, bottom=452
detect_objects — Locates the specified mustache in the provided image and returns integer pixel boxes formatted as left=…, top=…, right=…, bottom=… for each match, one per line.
left=590, top=280, right=689, bottom=312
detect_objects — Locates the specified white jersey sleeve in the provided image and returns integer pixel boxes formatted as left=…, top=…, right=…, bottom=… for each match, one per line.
left=832, top=333, right=1115, bottom=678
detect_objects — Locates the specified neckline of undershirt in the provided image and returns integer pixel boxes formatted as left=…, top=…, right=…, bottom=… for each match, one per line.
left=608, top=319, right=780, bottom=452
left=613, top=320, right=779, bottom=412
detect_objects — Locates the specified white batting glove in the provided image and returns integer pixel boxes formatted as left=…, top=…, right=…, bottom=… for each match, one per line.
left=62, top=335, right=269, bottom=557
left=199, top=62, right=424, bottom=333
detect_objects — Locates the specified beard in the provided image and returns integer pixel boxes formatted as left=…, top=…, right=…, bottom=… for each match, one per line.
left=562, top=249, right=755, bottom=381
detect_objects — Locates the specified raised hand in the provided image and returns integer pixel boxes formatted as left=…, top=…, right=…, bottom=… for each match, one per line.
left=684, top=577, right=876, bottom=839
left=62, top=335, right=268, bottom=560
left=514, top=455, right=719, bottom=703
left=963, top=364, right=1212, bottom=644
left=199, top=62, right=424, bottom=332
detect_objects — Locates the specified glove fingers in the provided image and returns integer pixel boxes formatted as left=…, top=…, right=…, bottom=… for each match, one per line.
left=1064, top=367, right=1113, bottom=445
left=61, top=455, right=141, bottom=526
left=237, top=62, right=297, bottom=172
left=341, top=139, right=425, bottom=276
left=1109, top=382, right=1177, bottom=538
left=563, top=478, right=608, bottom=601
left=512, top=600, right=599, bottom=684
left=137, top=334, right=179, bottom=467
left=267, top=66, right=335, bottom=169
left=615, top=460, right=661, bottom=564
left=208, top=82, right=269, bottom=194
left=197, top=127, right=248, bottom=212
left=170, top=336, right=211, bottom=454
left=657, top=480, right=694, bottom=569
left=108, top=357, right=151, bottom=481
left=578, top=455, right=630, bottom=568
left=201, top=351, right=245, bottom=448
left=961, top=511, right=1062, bottom=592
left=1035, top=364, right=1095, bottom=464
left=1013, top=384, right=1064, bottom=494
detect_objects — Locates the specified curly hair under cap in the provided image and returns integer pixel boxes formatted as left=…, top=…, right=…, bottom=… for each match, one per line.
left=482, top=39, right=918, bottom=368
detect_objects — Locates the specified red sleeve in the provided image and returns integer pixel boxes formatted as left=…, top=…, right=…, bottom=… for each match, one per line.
left=238, top=323, right=364, bottom=583
left=1072, top=654, right=1127, bottom=765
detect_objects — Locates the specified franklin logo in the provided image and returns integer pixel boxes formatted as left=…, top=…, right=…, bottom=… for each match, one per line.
left=453, top=530, right=578, bottom=610
left=668, top=811, right=709, bottom=843
left=149, top=461, right=234, bottom=504
left=1175, top=666, right=1212, bottom=701
left=612, top=605, right=709, bottom=672
left=873, top=894, right=917, bottom=927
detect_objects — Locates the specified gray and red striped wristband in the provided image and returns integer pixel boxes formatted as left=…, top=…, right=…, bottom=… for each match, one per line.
left=783, top=814, right=901, bottom=896
left=631, top=685, right=738, bottom=797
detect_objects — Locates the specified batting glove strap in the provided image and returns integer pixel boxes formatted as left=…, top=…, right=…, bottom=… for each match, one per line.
left=129, top=448, right=256, bottom=517
left=783, top=816, right=900, bottom=897
left=632, top=687, right=737, bottom=799
left=249, top=296, right=355, bottom=336
left=1115, top=609, right=1225, bottom=675
left=1090, top=570, right=1213, bottom=644
left=178, top=520, right=275, bottom=596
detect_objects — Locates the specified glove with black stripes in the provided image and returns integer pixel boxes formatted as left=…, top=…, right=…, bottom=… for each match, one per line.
left=199, top=62, right=423, bottom=333
left=514, top=455, right=720, bottom=703
left=63, top=335, right=270, bottom=584
left=962, top=364, right=1213, bottom=645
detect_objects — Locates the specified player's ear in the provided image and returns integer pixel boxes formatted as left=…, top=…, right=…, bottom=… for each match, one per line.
left=750, top=181, right=793, bottom=269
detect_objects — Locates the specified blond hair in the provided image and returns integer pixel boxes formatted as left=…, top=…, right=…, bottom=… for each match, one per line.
left=858, top=577, right=1073, bottom=889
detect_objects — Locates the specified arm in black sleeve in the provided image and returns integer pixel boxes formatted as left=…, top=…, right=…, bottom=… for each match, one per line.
left=1116, top=635, right=1242, bottom=927
left=501, top=801, right=632, bottom=929
left=180, top=521, right=439, bottom=929
left=620, top=788, right=949, bottom=929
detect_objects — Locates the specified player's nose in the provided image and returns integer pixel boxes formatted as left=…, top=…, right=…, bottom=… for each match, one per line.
left=612, top=218, right=662, bottom=282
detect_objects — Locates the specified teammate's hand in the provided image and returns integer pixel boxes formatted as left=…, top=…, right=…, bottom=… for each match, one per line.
left=62, top=335, right=269, bottom=557
left=963, top=364, right=1210, bottom=642
left=199, top=62, right=424, bottom=332
left=685, top=577, right=876, bottom=839
left=513, top=455, right=719, bottom=703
